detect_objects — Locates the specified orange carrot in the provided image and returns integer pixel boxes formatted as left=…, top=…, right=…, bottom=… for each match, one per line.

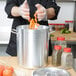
left=5, top=66, right=14, bottom=73
left=34, top=12, right=37, bottom=23
left=3, top=69, right=13, bottom=76
left=29, top=19, right=35, bottom=29
left=29, top=12, right=40, bottom=29
left=0, top=65, right=5, bottom=76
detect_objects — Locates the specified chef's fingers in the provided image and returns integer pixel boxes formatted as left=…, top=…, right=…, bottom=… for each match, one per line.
left=35, top=4, right=47, bottom=21
left=36, top=10, right=46, bottom=21
left=35, top=4, right=44, bottom=10
left=22, top=15, right=30, bottom=20
left=23, top=0, right=29, bottom=8
left=22, top=8, right=30, bottom=12
left=21, top=11, right=30, bottom=16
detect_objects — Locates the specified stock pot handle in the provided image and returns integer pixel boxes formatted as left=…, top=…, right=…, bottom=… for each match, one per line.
left=11, top=29, right=17, bottom=34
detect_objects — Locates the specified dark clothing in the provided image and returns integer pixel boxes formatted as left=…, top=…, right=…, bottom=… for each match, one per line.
left=5, top=0, right=60, bottom=56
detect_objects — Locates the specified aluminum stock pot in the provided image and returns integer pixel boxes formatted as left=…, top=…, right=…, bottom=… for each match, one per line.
left=16, top=25, right=49, bottom=69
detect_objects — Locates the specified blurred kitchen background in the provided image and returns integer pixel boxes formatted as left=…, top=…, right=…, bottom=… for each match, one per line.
left=0, top=0, right=12, bottom=56
left=0, top=0, right=76, bottom=56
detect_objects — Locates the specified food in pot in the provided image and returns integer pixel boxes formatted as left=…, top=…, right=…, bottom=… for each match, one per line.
left=29, top=12, right=40, bottom=29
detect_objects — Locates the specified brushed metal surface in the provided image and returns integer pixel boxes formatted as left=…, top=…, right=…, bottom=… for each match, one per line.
left=16, top=25, right=49, bottom=69
left=33, top=67, right=70, bottom=76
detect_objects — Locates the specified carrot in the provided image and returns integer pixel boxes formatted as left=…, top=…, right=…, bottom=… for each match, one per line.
left=3, top=69, right=13, bottom=76
left=5, top=66, right=14, bottom=73
left=0, top=65, right=5, bottom=76
left=29, top=19, right=35, bottom=29
left=34, top=12, right=37, bottom=23
left=29, top=12, right=40, bottom=29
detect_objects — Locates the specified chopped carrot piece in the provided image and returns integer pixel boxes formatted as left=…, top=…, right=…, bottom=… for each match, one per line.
left=29, top=12, right=40, bottom=29
left=5, top=66, right=14, bottom=73
left=0, top=65, right=5, bottom=76
left=3, top=69, right=13, bottom=76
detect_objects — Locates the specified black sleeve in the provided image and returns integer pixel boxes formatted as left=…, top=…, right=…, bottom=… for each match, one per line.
left=5, top=0, right=18, bottom=18
left=46, top=0, right=60, bottom=20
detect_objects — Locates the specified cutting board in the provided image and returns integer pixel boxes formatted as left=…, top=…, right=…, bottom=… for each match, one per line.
left=0, top=56, right=76, bottom=76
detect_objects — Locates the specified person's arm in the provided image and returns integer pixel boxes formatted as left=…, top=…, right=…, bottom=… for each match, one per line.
left=11, top=6, right=20, bottom=17
left=5, top=0, right=30, bottom=20
left=5, top=0, right=18, bottom=18
left=46, top=8, right=55, bottom=19
left=46, top=0, right=60, bottom=20
left=11, top=0, right=30, bottom=20
left=35, top=0, right=60, bottom=21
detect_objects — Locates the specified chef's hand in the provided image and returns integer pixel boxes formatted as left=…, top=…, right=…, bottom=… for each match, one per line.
left=35, top=4, right=47, bottom=21
left=18, top=0, right=30, bottom=20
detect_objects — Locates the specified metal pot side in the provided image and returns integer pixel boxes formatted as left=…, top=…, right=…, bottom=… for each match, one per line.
left=16, top=25, right=49, bottom=69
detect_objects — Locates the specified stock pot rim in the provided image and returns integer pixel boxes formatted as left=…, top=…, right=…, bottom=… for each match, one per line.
left=16, top=25, right=49, bottom=30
